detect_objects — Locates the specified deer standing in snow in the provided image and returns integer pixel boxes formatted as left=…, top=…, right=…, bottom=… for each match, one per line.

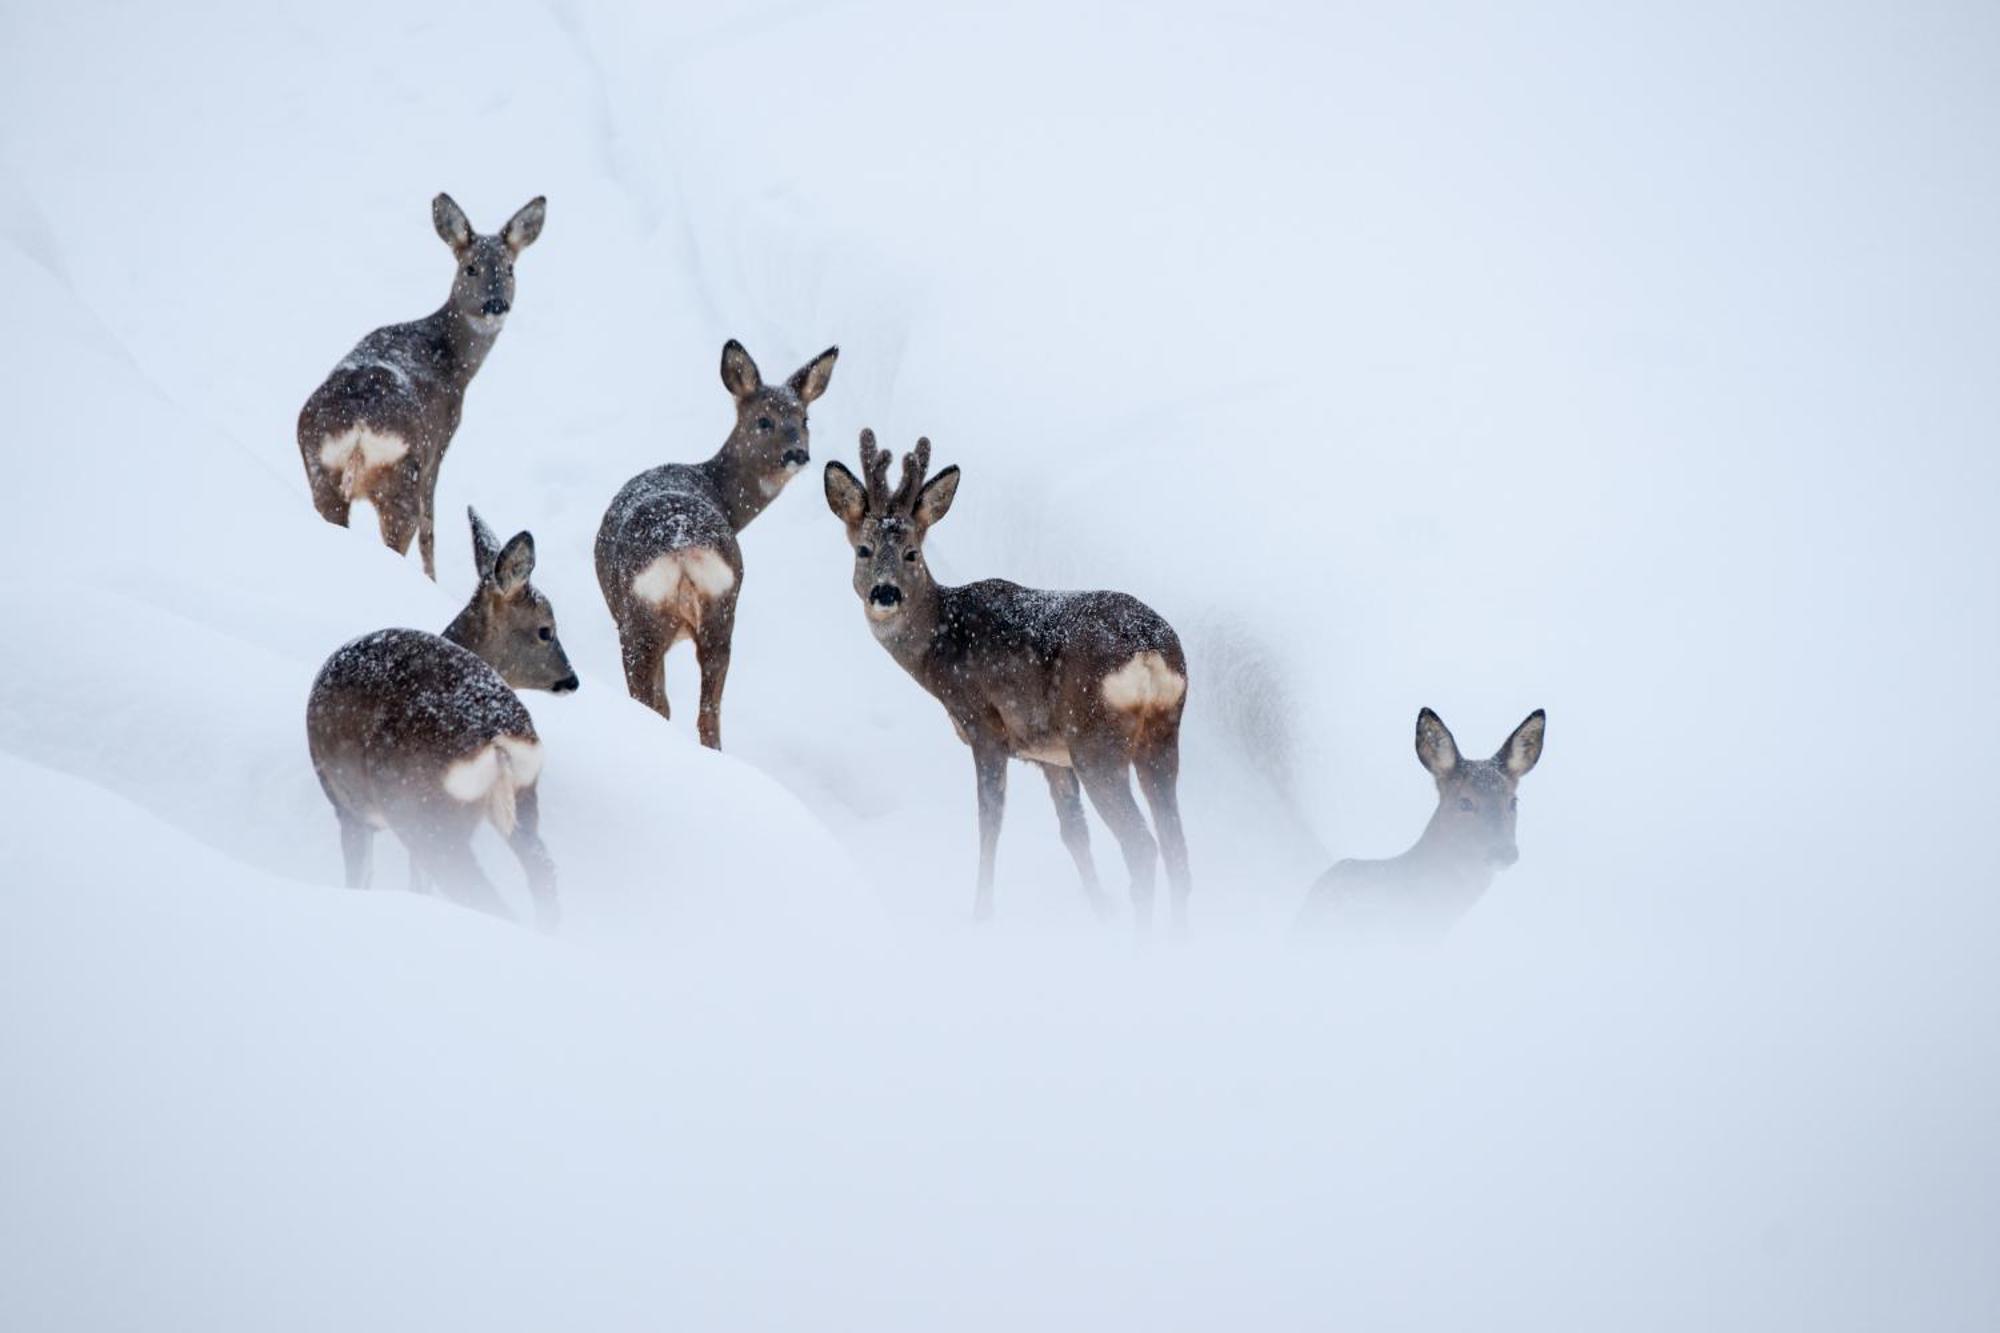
left=298, top=193, right=546, bottom=578
left=824, top=433, right=1192, bottom=929
left=595, top=339, right=837, bottom=749
left=306, top=508, right=579, bottom=929
left=1296, top=708, right=1546, bottom=938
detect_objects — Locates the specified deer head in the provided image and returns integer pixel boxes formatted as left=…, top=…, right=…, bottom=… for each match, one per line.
left=824, top=430, right=960, bottom=626
left=432, top=193, right=546, bottom=336
left=1413, top=707, right=1545, bottom=867
left=443, top=507, right=579, bottom=693
left=717, top=339, right=839, bottom=501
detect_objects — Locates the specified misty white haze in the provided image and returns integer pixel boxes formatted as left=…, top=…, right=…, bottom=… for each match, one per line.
left=2, top=1, right=1996, bottom=1328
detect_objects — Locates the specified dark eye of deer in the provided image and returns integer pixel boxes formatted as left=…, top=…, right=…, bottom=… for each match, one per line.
left=538, top=627, right=552, bottom=641
left=856, top=545, right=872, bottom=559
left=757, top=417, right=773, bottom=432
left=904, top=549, right=918, bottom=562
left=464, top=265, right=477, bottom=276
left=1457, top=797, right=1476, bottom=812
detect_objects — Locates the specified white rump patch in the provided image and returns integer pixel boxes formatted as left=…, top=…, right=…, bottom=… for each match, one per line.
left=1100, top=652, right=1187, bottom=714
left=442, top=746, right=502, bottom=802
left=494, top=735, right=543, bottom=787
left=631, top=549, right=737, bottom=620
left=441, top=737, right=540, bottom=838
left=318, top=427, right=410, bottom=500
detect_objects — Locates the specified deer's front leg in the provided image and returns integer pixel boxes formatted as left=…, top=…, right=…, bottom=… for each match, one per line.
left=971, top=737, right=1009, bottom=922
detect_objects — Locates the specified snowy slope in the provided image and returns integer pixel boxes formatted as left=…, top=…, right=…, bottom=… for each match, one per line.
left=3, top=0, right=1998, bottom=1327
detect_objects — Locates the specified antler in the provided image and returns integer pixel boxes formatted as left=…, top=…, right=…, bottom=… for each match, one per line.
left=859, top=428, right=893, bottom=512
left=888, top=436, right=933, bottom=516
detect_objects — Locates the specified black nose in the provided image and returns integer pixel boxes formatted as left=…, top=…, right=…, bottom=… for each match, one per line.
left=782, top=448, right=810, bottom=467
left=869, top=584, right=903, bottom=607
left=481, top=298, right=509, bottom=316
left=551, top=674, right=579, bottom=694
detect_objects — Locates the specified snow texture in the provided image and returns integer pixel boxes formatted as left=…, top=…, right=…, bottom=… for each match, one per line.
left=2, top=1, right=1998, bottom=1330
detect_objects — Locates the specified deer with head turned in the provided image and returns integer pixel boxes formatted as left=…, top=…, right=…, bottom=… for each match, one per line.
left=298, top=192, right=546, bottom=578
left=596, top=339, right=838, bottom=749
left=306, top=508, right=579, bottom=929
left=824, top=432, right=1193, bottom=929
left=1297, top=707, right=1546, bottom=938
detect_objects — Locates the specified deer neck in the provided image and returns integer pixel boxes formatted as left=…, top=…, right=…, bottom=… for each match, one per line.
left=440, top=600, right=487, bottom=658
left=429, top=302, right=502, bottom=386
left=696, top=442, right=781, bottom=532
left=871, top=578, right=944, bottom=679
left=1402, top=809, right=1498, bottom=891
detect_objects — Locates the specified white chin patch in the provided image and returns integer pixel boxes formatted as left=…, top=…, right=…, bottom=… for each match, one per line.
left=866, top=602, right=901, bottom=623
left=469, top=314, right=506, bottom=336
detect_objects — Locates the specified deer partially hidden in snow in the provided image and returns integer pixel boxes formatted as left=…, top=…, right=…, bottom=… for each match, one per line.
left=824, top=433, right=1192, bottom=929
left=1296, top=708, right=1546, bottom=938
left=596, top=339, right=838, bottom=749
left=298, top=193, right=546, bottom=578
left=307, top=508, right=579, bottom=929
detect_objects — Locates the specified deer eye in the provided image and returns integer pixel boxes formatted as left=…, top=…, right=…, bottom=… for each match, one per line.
left=904, top=549, right=919, bottom=562
left=757, top=417, right=773, bottom=432
left=856, top=545, right=872, bottom=559
left=538, top=626, right=552, bottom=641
left=464, top=264, right=477, bottom=276
left=1457, top=797, right=1476, bottom=812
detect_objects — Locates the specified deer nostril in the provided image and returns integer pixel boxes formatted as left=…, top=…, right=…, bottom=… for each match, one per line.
left=552, top=674, right=580, bottom=694
left=781, top=448, right=809, bottom=467
left=869, top=584, right=903, bottom=607
left=481, top=298, right=509, bottom=316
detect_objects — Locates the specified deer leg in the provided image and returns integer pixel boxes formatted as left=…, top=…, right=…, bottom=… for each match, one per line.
left=308, top=464, right=352, bottom=527
left=693, top=612, right=734, bottom=751
left=971, top=741, right=1009, bottom=922
left=1134, top=735, right=1192, bottom=931
left=415, top=469, right=438, bottom=581
left=618, top=619, right=671, bottom=719
left=407, top=850, right=432, bottom=895
left=1041, top=763, right=1108, bottom=919
left=375, top=493, right=420, bottom=564
left=506, top=785, right=560, bottom=934
left=336, top=812, right=374, bottom=889
left=403, top=825, right=511, bottom=920
left=1074, top=747, right=1159, bottom=933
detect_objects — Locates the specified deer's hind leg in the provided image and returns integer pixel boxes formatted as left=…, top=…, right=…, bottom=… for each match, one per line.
left=616, top=613, right=673, bottom=718
left=1134, top=729, right=1192, bottom=931
left=1040, top=763, right=1109, bottom=919
left=1072, top=742, right=1159, bottom=932
left=692, top=598, right=737, bottom=751
left=415, top=458, right=440, bottom=580
left=401, top=822, right=511, bottom=920
left=306, top=457, right=353, bottom=528
left=506, top=785, right=560, bottom=934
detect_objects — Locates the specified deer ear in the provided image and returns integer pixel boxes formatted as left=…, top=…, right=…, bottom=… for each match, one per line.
left=915, top=462, right=960, bottom=529
left=493, top=531, right=536, bottom=595
left=824, top=461, right=867, bottom=525
left=788, top=346, right=839, bottom=404
left=502, top=195, right=546, bottom=253
left=1496, top=709, right=1545, bottom=778
left=1415, top=708, right=1460, bottom=778
left=433, top=192, right=473, bottom=252
left=720, top=340, right=762, bottom=399
left=467, top=506, right=501, bottom=576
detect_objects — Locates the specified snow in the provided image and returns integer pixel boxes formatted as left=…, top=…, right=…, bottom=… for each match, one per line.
left=3, top=0, right=1998, bottom=1328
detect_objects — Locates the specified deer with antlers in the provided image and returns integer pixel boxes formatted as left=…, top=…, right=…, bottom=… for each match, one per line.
left=824, top=433, right=1192, bottom=929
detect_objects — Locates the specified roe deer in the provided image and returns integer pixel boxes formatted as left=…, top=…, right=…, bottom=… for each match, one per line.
left=298, top=193, right=546, bottom=578
left=1296, top=708, right=1546, bottom=938
left=307, top=508, right=579, bottom=929
left=824, top=433, right=1192, bottom=929
left=596, top=339, right=838, bottom=749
